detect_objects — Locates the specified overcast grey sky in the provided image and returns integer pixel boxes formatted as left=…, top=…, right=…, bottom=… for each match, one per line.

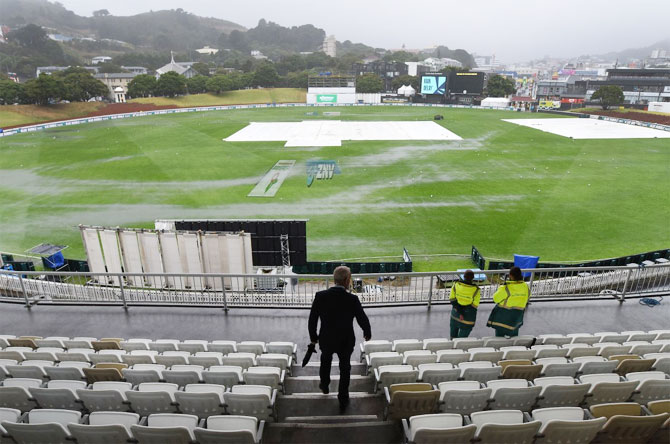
left=57, top=0, right=670, bottom=62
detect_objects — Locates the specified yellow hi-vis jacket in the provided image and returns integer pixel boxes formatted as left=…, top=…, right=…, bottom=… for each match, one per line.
left=492, top=281, right=530, bottom=309
left=449, top=282, right=481, bottom=308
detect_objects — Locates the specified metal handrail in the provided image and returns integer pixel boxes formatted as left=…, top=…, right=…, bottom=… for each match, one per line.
left=1, top=264, right=668, bottom=310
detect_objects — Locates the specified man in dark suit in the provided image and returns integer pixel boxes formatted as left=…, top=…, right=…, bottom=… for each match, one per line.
left=309, top=266, right=371, bottom=412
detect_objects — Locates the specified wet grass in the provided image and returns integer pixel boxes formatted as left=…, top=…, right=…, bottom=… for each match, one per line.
left=0, top=105, right=668, bottom=270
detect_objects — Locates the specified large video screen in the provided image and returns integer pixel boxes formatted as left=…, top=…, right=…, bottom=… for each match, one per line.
left=421, top=75, right=447, bottom=95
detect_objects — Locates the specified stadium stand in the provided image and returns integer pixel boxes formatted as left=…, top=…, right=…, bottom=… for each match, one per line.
left=0, top=330, right=669, bottom=443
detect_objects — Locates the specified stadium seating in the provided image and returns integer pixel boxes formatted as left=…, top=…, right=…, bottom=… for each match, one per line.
left=1, top=331, right=669, bottom=443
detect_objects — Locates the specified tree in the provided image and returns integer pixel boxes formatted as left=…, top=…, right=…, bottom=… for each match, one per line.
left=206, top=75, right=232, bottom=94
left=127, top=74, right=157, bottom=98
left=591, top=85, right=624, bottom=110
left=93, top=9, right=110, bottom=17
left=23, top=74, right=66, bottom=105
left=53, top=68, right=108, bottom=101
left=485, top=74, right=516, bottom=97
left=356, top=73, right=383, bottom=93
left=187, top=75, right=208, bottom=94
left=155, top=71, right=187, bottom=97
left=253, top=62, right=279, bottom=87
left=391, top=75, right=419, bottom=91
left=191, top=62, right=210, bottom=77
left=0, top=80, right=24, bottom=105
left=7, top=24, right=48, bottom=48
left=97, top=63, right=127, bottom=74
left=284, top=71, right=309, bottom=88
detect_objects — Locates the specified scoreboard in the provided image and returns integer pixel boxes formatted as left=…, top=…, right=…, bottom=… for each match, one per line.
left=421, top=75, right=447, bottom=95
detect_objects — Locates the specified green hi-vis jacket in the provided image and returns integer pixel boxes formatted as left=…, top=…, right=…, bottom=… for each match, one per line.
left=449, top=281, right=480, bottom=326
left=487, top=280, right=530, bottom=331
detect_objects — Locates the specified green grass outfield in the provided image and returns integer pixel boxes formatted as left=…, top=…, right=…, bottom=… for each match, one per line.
left=0, top=106, right=668, bottom=271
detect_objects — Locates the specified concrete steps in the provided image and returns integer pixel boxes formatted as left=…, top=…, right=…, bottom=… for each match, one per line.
left=264, top=421, right=402, bottom=444
left=283, top=415, right=378, bottom=424
left=276, top=392, right=385, bottom=420
left=284, top=375, right=375, bottom=394
left=291, top=362, right=367, bottom=377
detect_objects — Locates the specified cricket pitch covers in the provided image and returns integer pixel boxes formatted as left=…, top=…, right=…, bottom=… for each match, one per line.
left=224, top=120, right=463, bottom=147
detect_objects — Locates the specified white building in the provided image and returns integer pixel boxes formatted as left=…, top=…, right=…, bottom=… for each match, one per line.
left=94, top=72, right=137, bottom=101
left=196, top=46, right=219, bottom=55
left=155, top=53, right=196, bottom=79
left=121, top=66, right=148, bottom=75
left=251, top=50, right=268, bottom=60
left=323, top=35, right=336, bottom=58
left=91, top=56, right=112, bottom=65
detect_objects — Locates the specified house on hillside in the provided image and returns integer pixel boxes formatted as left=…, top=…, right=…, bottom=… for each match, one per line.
left=91, top=56, right=112, bottom=65
left=94, top=72, right=137, bottom=102
left=196, top=46, right=218, bottom=55
left=155, top=53, right=196, bottom=79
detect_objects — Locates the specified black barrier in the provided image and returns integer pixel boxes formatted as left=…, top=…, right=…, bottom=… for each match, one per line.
left=172, top=219, right=308, bottom=266
left=470, top=246, right=486, bottom=270
left=293, top=260, right=412, bottom=275
left=481, top=247, right=670, bottom=270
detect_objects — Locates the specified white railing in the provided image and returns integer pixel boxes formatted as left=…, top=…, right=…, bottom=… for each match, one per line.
left=1, top=264, right=669, bottom=309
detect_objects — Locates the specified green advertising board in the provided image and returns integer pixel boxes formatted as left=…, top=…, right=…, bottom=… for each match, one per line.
left=316, top=94, right=338, bottom=103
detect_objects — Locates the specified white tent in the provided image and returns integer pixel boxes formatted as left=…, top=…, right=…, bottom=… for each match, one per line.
left=481, top=97, right=511, bottom=109
left=397, top=85, right=416, bottom=97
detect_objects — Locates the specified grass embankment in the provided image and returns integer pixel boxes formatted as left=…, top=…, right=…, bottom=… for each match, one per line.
left=0, top=89, right=306, bottom=129
left=1, top=106, right=668, bottom=270
left=129, top=88, right=306, bottom=107
left=0, top=102, right=105, bottom=128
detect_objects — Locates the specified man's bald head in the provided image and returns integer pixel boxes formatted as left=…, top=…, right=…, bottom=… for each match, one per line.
left=333, top=266, right=351, bottom=287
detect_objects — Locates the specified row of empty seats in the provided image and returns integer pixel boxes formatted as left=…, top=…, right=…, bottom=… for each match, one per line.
left=402, top=402, right=669, bottom=444
left=1, top=379, right=278, bottom=421
left=360, top=330, right=670, bottom=361
left=0, top=409, right=264, bottom=444
left=0, top=336, right=297, bottom=358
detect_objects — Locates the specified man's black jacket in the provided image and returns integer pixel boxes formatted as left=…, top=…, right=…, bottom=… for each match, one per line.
left=308, top=286, right=371, bottom=352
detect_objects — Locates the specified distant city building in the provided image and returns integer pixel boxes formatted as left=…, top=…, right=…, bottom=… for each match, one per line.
left=48, top=34, right=73, bottom=42
left=0, top=25, right=10, bottom=43
left=155, top=53, right=196, bottom=79
left=121, top=66, right=148, bottom=75
left=250, top=50, right=268, bottom=60
left=91, top=56, right=113, bottom=65
left=196, top=46, right=219, bottom=55
left=421, top=57, right=463, bottom=71
left=94, top=72, right=138, bottom=102
left=352, top=60, right=408, bottom=92
left=474, top=54, right=502, bottom=71
left=322, top=35, right=337, bottom=58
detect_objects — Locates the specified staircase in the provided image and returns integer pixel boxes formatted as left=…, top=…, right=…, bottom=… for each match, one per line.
left=264, top=361, right=403, bottom=443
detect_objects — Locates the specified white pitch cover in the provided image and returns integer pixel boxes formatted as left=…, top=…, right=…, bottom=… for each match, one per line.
left=202, top=233, right=223, bottom=290
left=82, top=228, right=106, bottom=276
left=119, top=231, right=144, bottom=287
left=99, top=230, right=123, bottom=285
left=139, top=232, right=164, bottom=287
left=182, top=233, right=204, bottom=290
left=159, top=232, right=185, bottom=289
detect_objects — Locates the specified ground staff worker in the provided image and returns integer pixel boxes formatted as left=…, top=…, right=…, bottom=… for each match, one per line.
left=449, top=270, right=480, bottom=339
left=487, top=266, right=530, bottom=337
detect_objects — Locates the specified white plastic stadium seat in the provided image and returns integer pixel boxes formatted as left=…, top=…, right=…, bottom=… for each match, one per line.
left=195, top=415, right=263, bottom=444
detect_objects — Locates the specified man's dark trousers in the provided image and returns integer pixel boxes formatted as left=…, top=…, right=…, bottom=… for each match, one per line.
left=320, top=348, right=353, bottom=402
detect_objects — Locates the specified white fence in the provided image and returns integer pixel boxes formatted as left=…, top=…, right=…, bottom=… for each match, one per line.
left=1, top=264, right=669, bottom=309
